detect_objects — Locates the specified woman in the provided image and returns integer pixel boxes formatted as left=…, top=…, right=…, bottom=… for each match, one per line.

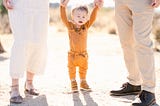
left=3, top=0, right=49, bottom=104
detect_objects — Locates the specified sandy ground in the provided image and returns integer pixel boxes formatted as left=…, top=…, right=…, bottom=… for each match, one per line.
left=0, top=26, right=160, bottom=106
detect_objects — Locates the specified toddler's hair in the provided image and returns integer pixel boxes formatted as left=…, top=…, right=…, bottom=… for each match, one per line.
left=72, top=5, right=89, bottom=14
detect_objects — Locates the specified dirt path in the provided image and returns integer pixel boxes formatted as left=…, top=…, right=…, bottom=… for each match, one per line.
left=0, top=30, right=160, bottom=106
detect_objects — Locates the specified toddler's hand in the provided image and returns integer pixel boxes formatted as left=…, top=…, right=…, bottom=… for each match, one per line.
left=94, top=0, right=104, bottom=8
left=60, top=0, right=69, bottom=7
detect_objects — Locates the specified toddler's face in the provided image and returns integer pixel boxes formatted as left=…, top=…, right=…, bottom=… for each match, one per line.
left=72, top=9, right=88, bottom=26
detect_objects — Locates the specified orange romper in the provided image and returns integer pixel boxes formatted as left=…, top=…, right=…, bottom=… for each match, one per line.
left=60, top=5, right=98, bottom=80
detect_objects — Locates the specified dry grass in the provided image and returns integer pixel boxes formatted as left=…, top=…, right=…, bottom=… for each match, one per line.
left=0, top=6, right=160, bottom=51
left=49, top=7, right=116, bottom=34
left=0, top=14, right=11, bottom=34
left=152, top=12, right=160, bottom=51
left=0, top=6, right=116, bottom=34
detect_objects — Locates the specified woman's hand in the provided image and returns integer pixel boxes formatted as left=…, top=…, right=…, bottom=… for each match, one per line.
left=3, top=0, right=13, bottom=10
left=151, top=0, right=160, bottom=8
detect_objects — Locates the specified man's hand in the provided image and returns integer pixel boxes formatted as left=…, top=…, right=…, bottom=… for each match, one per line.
left=60, top=0, right=69, bottom=7
left=3, top=0, right=13, bottom=10
left=152, top=0, right=160, bottom=8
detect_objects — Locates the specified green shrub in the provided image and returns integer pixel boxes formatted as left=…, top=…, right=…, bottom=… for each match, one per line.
left=0, top=3, right=7, bottom=15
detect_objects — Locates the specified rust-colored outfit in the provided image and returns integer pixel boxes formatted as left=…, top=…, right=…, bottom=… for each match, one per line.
left=60, top=5, right=98, bottom=80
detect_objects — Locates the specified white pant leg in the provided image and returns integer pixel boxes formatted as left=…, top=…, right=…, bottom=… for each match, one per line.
left=8, top=0, right=49, bottom=78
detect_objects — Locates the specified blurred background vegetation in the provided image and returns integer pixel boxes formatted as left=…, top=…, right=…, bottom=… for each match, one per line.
left=0, top=3, right=160, bottom=52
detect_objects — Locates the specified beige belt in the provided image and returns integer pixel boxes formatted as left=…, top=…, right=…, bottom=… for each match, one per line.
left=69, top=51, right=88, bottom=57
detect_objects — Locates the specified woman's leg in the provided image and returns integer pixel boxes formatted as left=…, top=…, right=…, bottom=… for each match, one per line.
left=10, top=78, right=23, bottom=104
left=25, top=71, right=39, bottom=95
left=11, top=79, right=19, bottom=97
left=26, top=71, right=34, bottom=90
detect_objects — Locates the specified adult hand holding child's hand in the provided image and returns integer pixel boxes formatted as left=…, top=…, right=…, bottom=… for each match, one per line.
left=60, top=0, right=69, bottom=7
left=94, top=0, right=104, bottom=8
left=3, top=0, right=13, bottom=10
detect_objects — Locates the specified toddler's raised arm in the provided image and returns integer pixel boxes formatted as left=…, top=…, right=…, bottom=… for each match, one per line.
left=60, top=0, right=69, bottom=7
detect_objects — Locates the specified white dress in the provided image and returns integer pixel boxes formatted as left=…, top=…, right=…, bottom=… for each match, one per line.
left=8, top=0, right=49, bottom=78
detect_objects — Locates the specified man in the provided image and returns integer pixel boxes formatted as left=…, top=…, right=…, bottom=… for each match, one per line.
left=102, top=0, right=160, bottom=105
left=110, top=0, right=160, bottom=106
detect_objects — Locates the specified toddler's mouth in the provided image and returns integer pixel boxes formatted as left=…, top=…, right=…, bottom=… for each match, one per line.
left=78, top=21, right=83, bottom=23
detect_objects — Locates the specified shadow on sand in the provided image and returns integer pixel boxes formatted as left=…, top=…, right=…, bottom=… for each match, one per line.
left=72, top=91, right=98, bottom=106
left=111, top=95, right=159, bottom=106
left=9, top=94, right=48, bottom=106
left=0, top=55, right=8, bottom=61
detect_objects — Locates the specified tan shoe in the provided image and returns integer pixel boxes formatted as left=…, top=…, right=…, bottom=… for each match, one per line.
left=71, top=80, right=78, bottom=93
left=80, top=80, right=91, bottom=92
